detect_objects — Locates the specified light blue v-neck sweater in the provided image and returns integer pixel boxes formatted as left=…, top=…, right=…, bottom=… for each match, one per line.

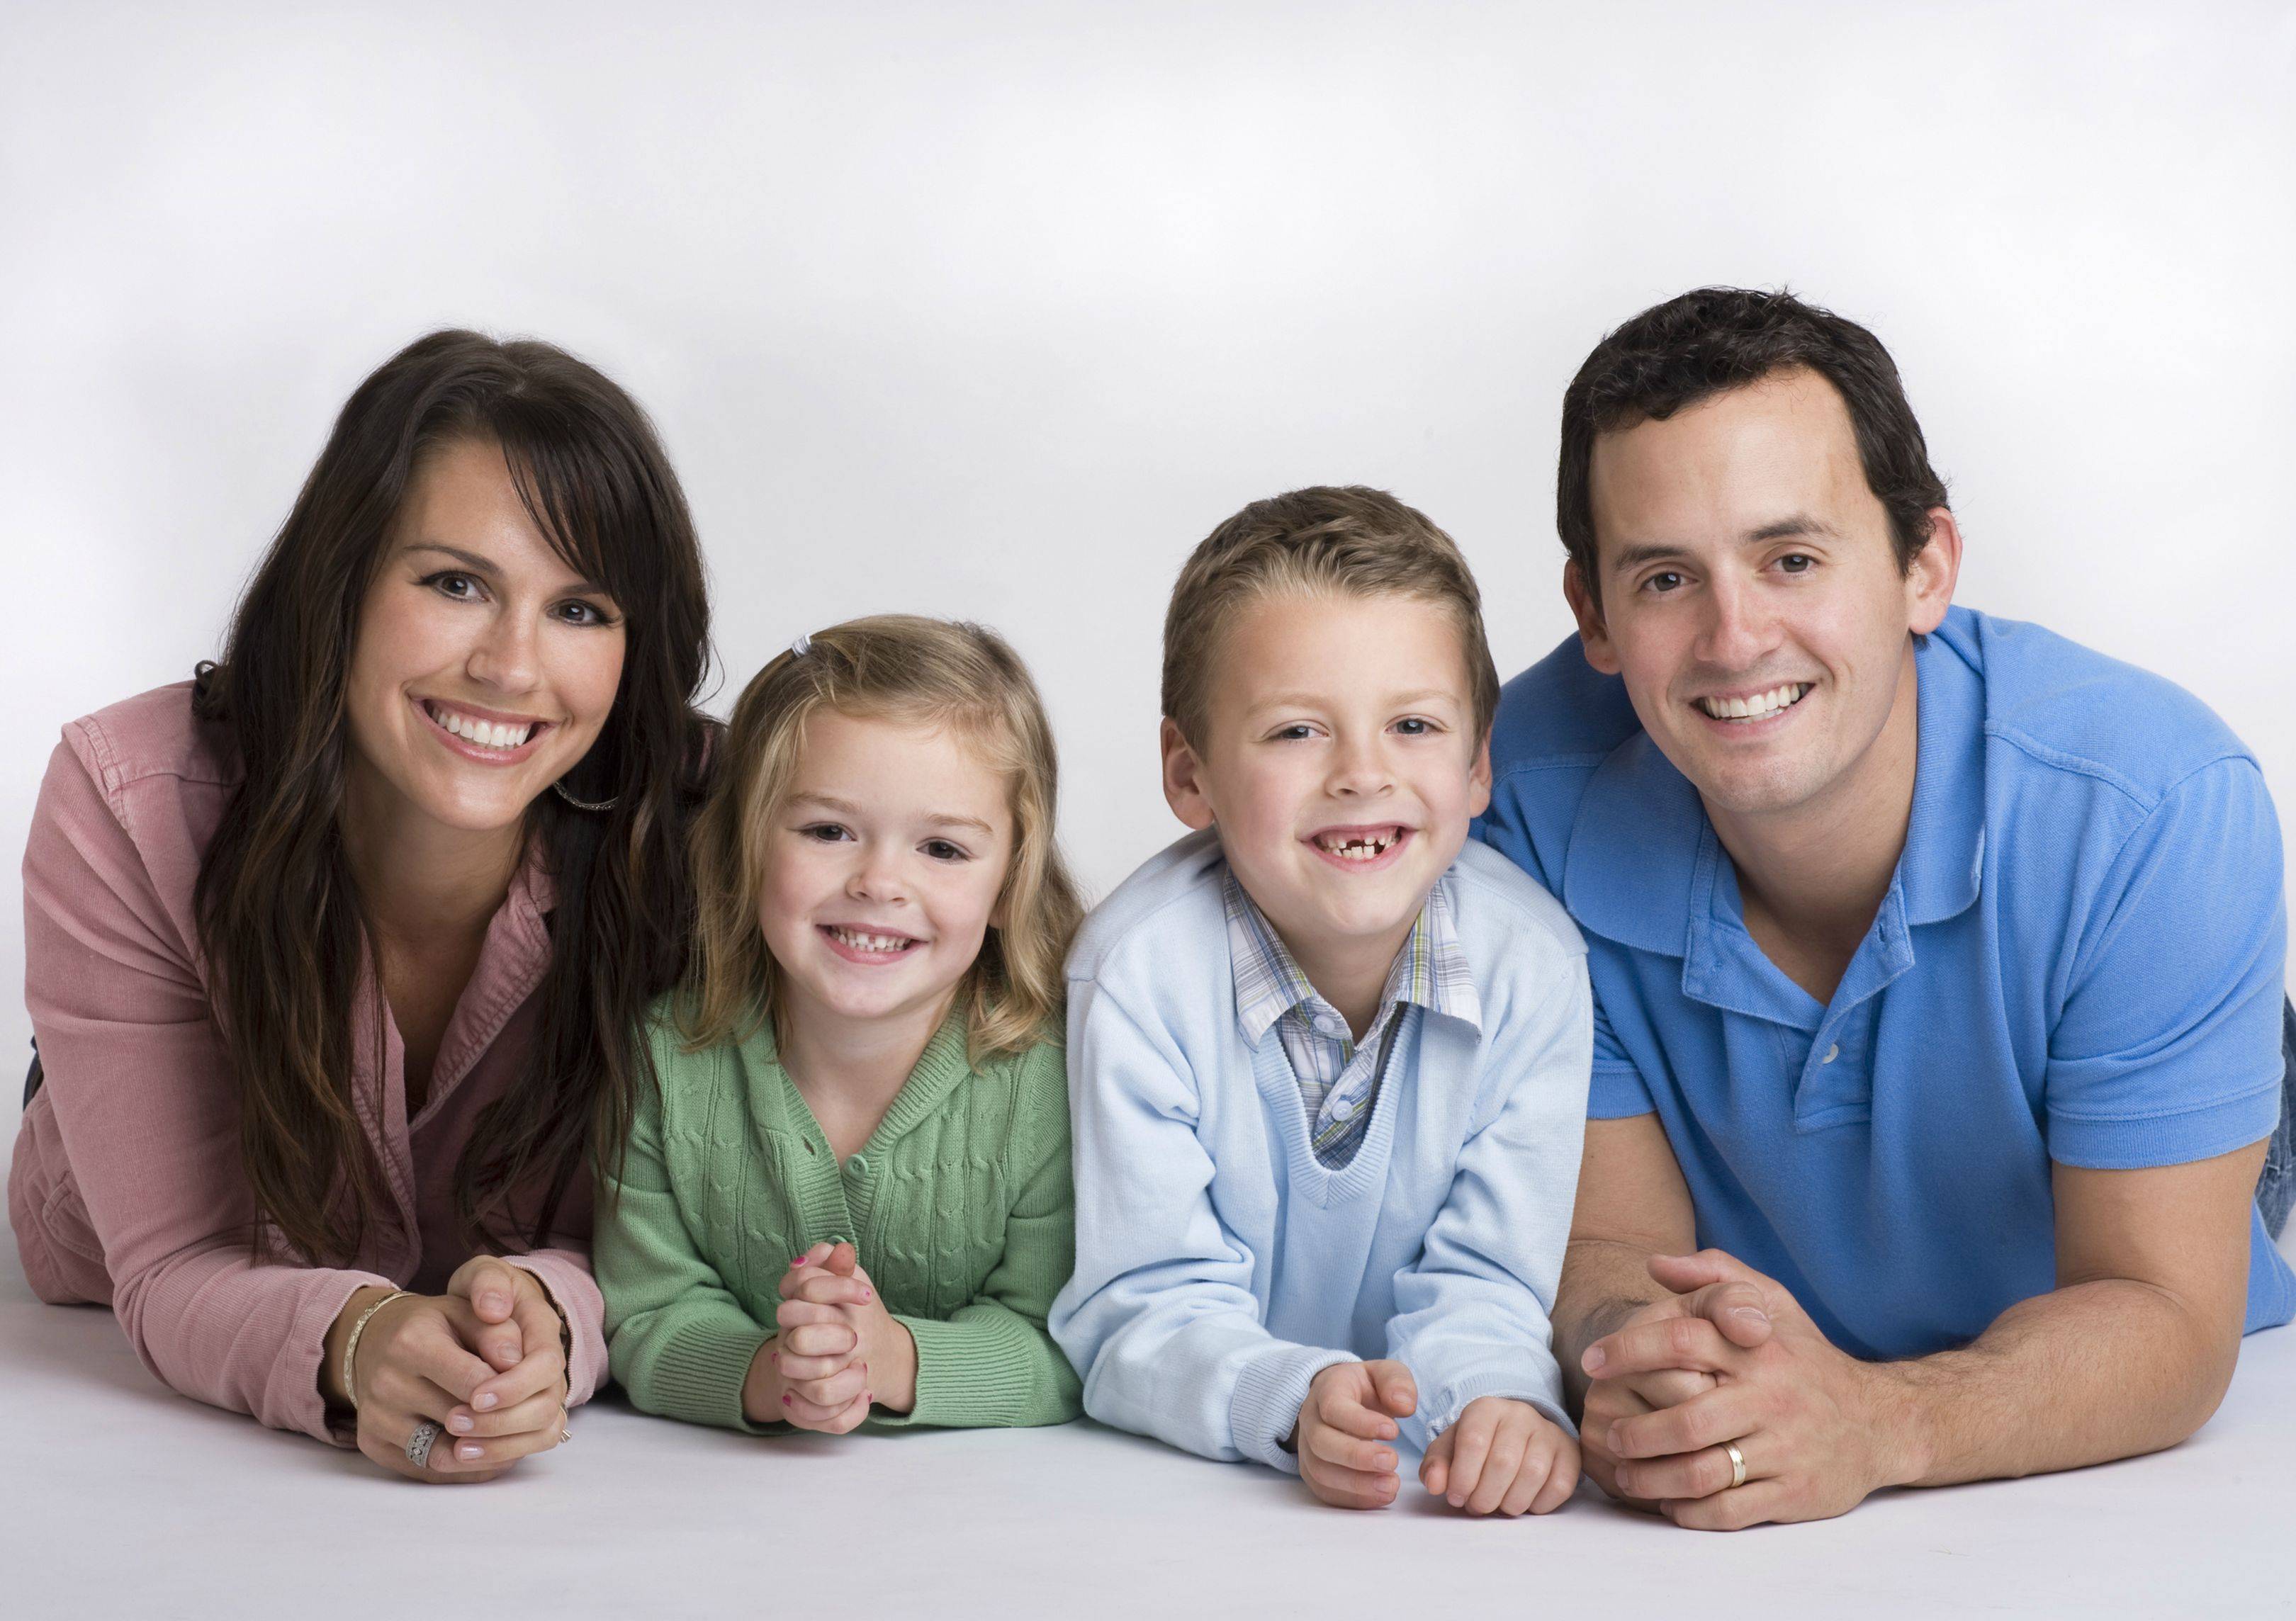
left=1049, top=830, right=1592, bottom=1471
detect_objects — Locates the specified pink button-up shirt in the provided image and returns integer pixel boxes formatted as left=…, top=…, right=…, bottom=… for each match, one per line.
left=9, top=683, right=605, bottom=1443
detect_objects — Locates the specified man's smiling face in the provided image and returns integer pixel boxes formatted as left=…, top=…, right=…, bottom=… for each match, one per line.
left=1568, top=366, right=1956, bottom=827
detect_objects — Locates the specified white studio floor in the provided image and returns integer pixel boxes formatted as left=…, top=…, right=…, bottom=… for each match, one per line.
left=4, top=1202, right=2292, bottom=1620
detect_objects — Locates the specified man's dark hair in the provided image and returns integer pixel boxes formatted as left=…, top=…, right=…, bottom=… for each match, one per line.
left=1558, top=287, right=1949, bottom=606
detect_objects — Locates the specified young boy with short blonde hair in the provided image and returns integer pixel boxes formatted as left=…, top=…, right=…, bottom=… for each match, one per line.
left=1050, top=486, right=1592, bottom=1513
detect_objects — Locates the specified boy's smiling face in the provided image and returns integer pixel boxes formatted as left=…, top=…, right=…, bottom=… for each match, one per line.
left=1162, top=588, right=1491, bottom=985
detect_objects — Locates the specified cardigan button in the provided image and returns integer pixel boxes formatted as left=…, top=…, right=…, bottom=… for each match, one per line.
left=847, top=1153, right=870, bottom=1177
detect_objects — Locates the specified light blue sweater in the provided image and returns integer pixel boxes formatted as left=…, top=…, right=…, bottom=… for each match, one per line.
left=1048, top=830, right=1592, bottom=1472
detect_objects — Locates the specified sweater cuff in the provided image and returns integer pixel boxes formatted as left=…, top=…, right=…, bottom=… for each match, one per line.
left=1228, top=1343, right=1359, bottom=1474
left=877, top=1313, right=1071, bottom=1430
left=639, top=1313, right=775, bottom=1433
left=1418, top=1362, right=1575, bottom=1445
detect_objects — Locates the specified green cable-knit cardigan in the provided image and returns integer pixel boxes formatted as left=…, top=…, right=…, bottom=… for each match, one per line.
left=594, top=1005, right=1082, bottom=1432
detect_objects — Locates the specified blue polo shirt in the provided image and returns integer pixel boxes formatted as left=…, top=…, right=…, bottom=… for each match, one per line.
left=1478, top=605, right=2292, bottom=1357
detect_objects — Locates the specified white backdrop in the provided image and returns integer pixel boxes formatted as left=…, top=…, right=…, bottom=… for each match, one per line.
left=4, top=0, right=2293, bottom=1124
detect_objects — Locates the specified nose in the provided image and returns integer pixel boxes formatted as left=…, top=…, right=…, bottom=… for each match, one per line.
left=465, top=605, right=543, bottom=693
left=1695, top=572, right=1779, bottom=673
left=844, top=840, right=912, bottom=907
left=1325, top=730, right=1396, bottom=800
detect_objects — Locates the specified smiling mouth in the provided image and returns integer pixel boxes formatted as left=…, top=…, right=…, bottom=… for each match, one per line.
left=820, top=925, right=922, bottom=960
left=1695, top=683, right=1811, bottom=723
left=1309, top=826, right=1411, bottom=864
left=420, top=699, right=550, bottom=754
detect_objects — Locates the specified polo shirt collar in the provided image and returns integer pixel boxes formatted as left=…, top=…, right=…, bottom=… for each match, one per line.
left=1562, top=628, right=1986, bottom=959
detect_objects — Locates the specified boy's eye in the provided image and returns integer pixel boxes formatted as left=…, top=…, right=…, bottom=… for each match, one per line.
left=922, top=839, right=969, bottom=862
left=1272, top=724, right=1317, bottom=742
left=1393, top=717, right=1433, bottom=736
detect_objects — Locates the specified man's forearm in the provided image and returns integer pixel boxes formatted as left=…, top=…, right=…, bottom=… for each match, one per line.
left=1553, top=1236, right=1672, bottom=1412
left=1879, top=1277, right=2242, bottom=1489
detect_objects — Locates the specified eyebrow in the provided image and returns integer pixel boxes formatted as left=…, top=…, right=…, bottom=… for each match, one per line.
left=1245, top=688, right=1465, bottom=713
left=786, top=791, right=996, bottom=836
left=1606, top=515, right=1841, bottom=575
left=405, top=542, right=609, bottom=597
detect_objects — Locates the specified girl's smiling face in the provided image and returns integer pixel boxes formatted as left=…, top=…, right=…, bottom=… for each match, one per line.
left=756, top=709, right=1015, bottom=1044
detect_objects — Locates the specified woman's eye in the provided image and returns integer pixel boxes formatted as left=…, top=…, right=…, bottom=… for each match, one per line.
left=553, top=598, right=619, bottom=626
left=922, top=839, right=969, bottom=862
left=423, top=570, right=482, bottom=601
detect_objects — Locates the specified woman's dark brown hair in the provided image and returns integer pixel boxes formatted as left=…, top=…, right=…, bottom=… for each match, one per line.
left=1557, top=287, right=1950, bottom=609
left=193, top=329, right=713, bottom=1265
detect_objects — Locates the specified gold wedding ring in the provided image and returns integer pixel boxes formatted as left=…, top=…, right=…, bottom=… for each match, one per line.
left=1724, top=1441, right=1748, bottom=1490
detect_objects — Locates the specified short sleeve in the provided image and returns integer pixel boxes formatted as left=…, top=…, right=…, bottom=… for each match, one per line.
left=1585, top=986, right=1658, bottom=1119
left=2044, top=759, right=2287, bottom=1168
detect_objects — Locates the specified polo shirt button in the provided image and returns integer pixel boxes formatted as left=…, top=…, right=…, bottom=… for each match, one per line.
left=1823, top=1044, right=1840, bottom=1064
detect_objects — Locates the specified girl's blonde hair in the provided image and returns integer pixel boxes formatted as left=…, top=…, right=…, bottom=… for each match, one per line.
left=681, top=614, right=1085, bottom=1063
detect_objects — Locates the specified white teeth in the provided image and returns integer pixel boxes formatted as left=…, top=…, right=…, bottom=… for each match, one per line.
left=1317, top=830, right=1398, bottom=860
left=1699, top=684, right=1808, bottom=722
left=831, top=927, right=913, bottom=954
left=429, top=704, right=534, bottom=749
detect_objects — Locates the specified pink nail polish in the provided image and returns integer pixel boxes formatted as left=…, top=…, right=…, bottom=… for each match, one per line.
left=860, top=1288, right=872, bottom=1301
left=447, top=1414, right=473, bottom=1433
left=473, top=1392, right=498, bottom=1411
left=458, top=1443, right=481, bottom=1460
left=781, top=1393, right=792, bottom=1406
left=792, top=1257, right=808, bottom=1268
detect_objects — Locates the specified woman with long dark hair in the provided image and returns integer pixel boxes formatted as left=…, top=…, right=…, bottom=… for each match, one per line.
left=9, top=331, right=712, bottom=1480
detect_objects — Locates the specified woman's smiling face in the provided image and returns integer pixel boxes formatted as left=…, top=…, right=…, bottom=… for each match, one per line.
left=342, top=436, right=628, bottom=838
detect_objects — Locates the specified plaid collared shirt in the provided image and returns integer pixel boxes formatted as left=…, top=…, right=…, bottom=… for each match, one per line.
left=1221, top=869, right=1481, bottom=1169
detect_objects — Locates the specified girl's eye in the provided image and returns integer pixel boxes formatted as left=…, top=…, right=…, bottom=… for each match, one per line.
left=1778, top=553, right=1814, bottom=575
left=1643, top=570, right=1685, bottom=594
left=922, top=839, right=969, bottom=862
left=799, top=823, right=852, bottom=843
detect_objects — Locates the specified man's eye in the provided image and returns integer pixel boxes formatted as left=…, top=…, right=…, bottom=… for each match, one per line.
left=923, top=839, right=969, bottom=862
left=1778, top=553, right=1813, bottom=575
left=1644, top=571, right=1684, bottom=594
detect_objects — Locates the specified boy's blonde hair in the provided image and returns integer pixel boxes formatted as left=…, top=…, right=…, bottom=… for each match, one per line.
left=682, top=614, right=1085, bottom=1063
left=1161, top=485, right=1502, bottom=746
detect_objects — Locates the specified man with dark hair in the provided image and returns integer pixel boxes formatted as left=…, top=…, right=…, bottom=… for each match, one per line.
left=1479, top=286, right=2293, bottom=1529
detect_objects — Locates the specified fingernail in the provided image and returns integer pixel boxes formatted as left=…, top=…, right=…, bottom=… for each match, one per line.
left=1733, top=1306, right=1769, bottom=1326
left=1448, top=1491, right=1464, bottom=1507
left=1608, top=1424, right=1623, bottom=1453
left=1582, top=1347, right=1606, bottom=1374
left=860, top=1288, right=872, bottom=1301
left=792, top=1257, right=807, bottom=1268
left=864, top=1391, right=874, bottom=1403
left=482, top=1292, right=510, bottom=1314
left=782, top=1394, right=792, bottom=1406
left=457, top=1443, right=482, bottom=1461
left=474, top=1392, right=498, bottom=1411
left=447, top=1413, right=473, bottom=1433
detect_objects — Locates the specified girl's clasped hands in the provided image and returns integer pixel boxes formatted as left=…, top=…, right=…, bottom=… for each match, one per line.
left=745, top=1241, right=916, bottom=1432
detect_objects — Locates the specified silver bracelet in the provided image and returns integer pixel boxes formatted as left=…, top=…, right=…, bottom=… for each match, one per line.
left=339, top=1289, right=412, bottom=1412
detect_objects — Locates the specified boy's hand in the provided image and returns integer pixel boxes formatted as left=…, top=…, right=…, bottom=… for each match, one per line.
left=1294, top=1359, right=1417, bottom=1509
left=769, top=1242, right=918, bottom=1431
left=1419, top=1396, right=1580, bottom=1516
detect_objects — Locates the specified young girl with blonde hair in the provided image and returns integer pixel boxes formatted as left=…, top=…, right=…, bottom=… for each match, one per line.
left=595, top=615, right=1086, bottom=1433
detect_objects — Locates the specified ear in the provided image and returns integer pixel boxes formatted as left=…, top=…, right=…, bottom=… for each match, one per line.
left=1465, top=730, right=1492, bottom=821
left=1563, top=560, right=1622, bottom=675
left=1906, top=507, right=1962, bottom=636
left=1159, top=717, right=1217, bottom=832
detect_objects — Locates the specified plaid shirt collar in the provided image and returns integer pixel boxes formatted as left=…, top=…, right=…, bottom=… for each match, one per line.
left=1220, top=866, right=1481, bottom=1051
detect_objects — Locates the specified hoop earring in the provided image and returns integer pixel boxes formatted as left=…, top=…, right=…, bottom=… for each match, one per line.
left=551, top=778, right=617, bottom=813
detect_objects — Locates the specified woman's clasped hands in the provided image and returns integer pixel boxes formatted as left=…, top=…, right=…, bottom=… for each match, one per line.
left=743, top=1240, right=918, bottom=1433
left=325, top=1255, right=571, bottom=1483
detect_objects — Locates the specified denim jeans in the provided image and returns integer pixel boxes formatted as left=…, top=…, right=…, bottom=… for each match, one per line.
left=23, top=1002, right=2296, bottom=1226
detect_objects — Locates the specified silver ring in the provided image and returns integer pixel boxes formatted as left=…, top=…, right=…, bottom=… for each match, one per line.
left=405, top=1420, right=444, bottom=1469
left=1723, top=1440, right=1748, bottom=1490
